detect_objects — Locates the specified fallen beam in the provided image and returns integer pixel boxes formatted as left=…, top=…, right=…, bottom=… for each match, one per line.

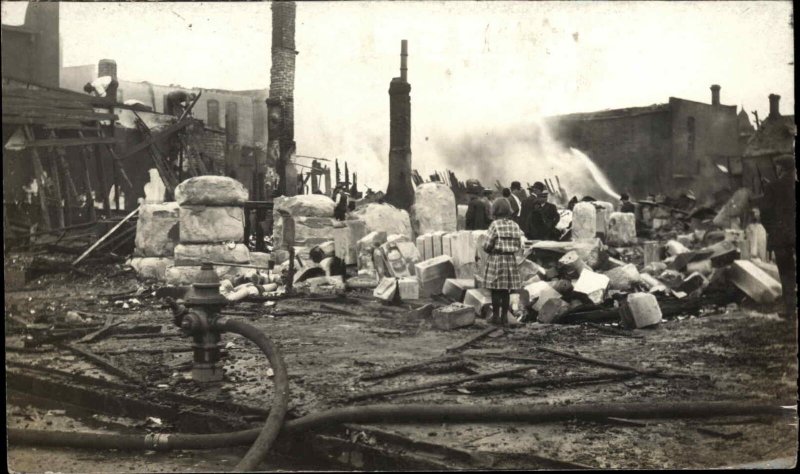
left=462, top=372, right=637, bottom=393
left=445, top=326, right=500, bottom=353
left=361, top=355, right=462, bottom=381
left=60, top=343, right=143, bottom=384
left=537, top=346, right=673, bottom=378
left=72, top=206, right=139, bottom=266
left=347, top=364, right=539, bottom=402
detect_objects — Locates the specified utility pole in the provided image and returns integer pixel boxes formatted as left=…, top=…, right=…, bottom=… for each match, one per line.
left=267, top=1, right=297, bottom=197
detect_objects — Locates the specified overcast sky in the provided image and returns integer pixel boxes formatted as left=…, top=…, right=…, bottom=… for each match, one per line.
left=2, top=1, right=794, bottom=192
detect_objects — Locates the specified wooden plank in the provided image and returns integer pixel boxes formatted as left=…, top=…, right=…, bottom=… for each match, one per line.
left=2, top=116, right=86, bottom=127
left=72, top=206, right=138, bottom=265
left=2, top=87, right=111, bottom=106
left=24, top=136, right=118, bottom=148
left=2, top=96, right=96, bottom=111
left=60, top=343, right=143, bottom=384
left=22, top=126, right=52, bottom=230
left=3, top=110, right=117, bottom=122
left=47, top=129, right=80, bottom=202
left=116, top=117, right=193, bottom=161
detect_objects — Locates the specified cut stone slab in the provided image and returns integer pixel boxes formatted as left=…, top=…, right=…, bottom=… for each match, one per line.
left=642, top=241, right=662, bottom=265
left=620, top=293, right=662, bottom=329
left=641, top=261, right=667, bottom=276
left=410, top=182, right=457, bottom=237
left=572, top=202, right=597, bottom=241
left=343, top=219, right=368, bottom=265
left=750, top=259, right=780, bottom=282
left=165, top=264, right=256, bottom=285
left=250, top=252, right=270, bottom=268
left=686, top=259, right=713, bottom=277
left=729, top=260, right=782, bottom=304
left=557, top=251, right=585, bottom=279
left=356, top=231, right=387, bottom=275
left=174, top=243, right=250, bottom=266
left=432, top=302, right=476, bottom=330
left=572, top=269, right=610, bottom=304
left=374, top=277, right=398, bottom=302
left=463, top=288, right=492, bottom=316
left=443, top=278, right=475, bottom=302
left=175, top=176, right=248, bottom=206
left=658, top=269, right=685, bottom=289
left=607, top=212, right=636, bottom=246
left=274, top=216, right=338, bottom=249
left=538, top=298, right=570, bottom=324
left=677, top=272, right=708, bottom=294
left=351, top=203, right=413, bottom=241
left=530, top=239, right=605, bottom=269
left=381, top=240, right=420, bottom=278
left=431, top=231, right=447, bottom=257
left=128, top=257, right=172, bottom=281
left=594, top=201, right=614, bottom=236
left=707, top=240, right=740, bottom=268
left=548, top=279, right=574, bottom=295
left=179, top=205, right=244, bottom=244
left=457, top=204, right=468, bottom=230
left=524, top=281, right=563, bottom=313
left=135, top=202, right=180, bottom=257
left=604, top=263, right=640, bottom=291
left=273, top=194, right=335, bottom=218
left=398, top=276, right=420, bottom=300
left=665, top=240, right=690, bottom=256
left=415, top=255, right=456, bottom=297
left=416, top=235, right=429, bottom=261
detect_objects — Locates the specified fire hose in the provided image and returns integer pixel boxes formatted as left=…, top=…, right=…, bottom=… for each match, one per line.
left=8, top=401, right=794, bottom=455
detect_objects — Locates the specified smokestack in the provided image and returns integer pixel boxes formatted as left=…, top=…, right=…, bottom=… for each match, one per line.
left=385, top=40, right=414, bottom=211
left=710, top=84, right=720, bottom=106
left=400, top=39, right=408, bottom=81
left=98, top=59, right=117, bottom=80
left=768, top=94, right=781, bottom=118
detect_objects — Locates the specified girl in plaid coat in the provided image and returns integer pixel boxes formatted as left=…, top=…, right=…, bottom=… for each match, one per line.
left=482, top=197, right=524, bottom=326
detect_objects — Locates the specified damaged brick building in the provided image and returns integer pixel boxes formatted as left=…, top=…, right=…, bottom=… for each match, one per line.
left=547, top=85, right=743, bottom=204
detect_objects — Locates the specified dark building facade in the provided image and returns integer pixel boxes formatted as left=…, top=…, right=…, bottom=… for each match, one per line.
left=547, top=85, right=741, bottom=204
left=1, top=2, right=60, bottom=88
left=742, top=94, right=796, bottom=193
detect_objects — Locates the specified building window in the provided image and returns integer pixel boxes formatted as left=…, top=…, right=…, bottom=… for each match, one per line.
left=225, top=102, right=238, bottom=144
left=207, top=99, right=220, bottom=128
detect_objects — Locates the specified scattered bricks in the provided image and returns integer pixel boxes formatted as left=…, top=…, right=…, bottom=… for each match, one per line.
left=538, top=298, right=570, bottom=324
left=173, top=243, right=250, bottom=266
left=557, top=251, right=585, bottom=279
left=708, top=240, right=740, bottom=267
left=572, top=269, right=610, bottom=304
left=432, top=303, right=476, bottom=330
left=571, top=202, right=597, bottom=241
left=179, top=205, right=244, bottom=244
left=431, top=231, right=447, bottom=257
left=678, top=272, right=708, bottom=294
left=135, top=203, right=180, bottom=257
left=658, top=269, right=684, bottom=289
left=665, top=240, right=690, bottom=256
left=524, top=281, right=563, bottom=312
left=620, top=293, right=662, bottom=329
left=415, top=255, right=456, bottom=297
left=443, top=278, right=475, bottom=302
left=729, top=260, right=782, bottom=304
left=373, top=277, right=398, bottom=302
left=606, top=212, right=637, bottom=246
left=686, top=259, right=713, bottom=277
left=174, top=176, right=249, bottom=206
left=641, top=261, right=667, bottom=276
left=643, top=241, right=662, bottom=265
left=464, top=288, right=492, bottom=316
left=605, top=263, right=641, bottom=291
left=398, top=276, right=420, bottom=300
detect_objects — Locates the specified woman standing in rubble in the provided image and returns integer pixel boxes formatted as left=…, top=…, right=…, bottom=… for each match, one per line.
left=482, top=198, right=524, bottom=327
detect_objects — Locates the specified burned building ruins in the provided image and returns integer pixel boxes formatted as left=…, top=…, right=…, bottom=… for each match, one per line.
left=3, top=1, right=797, bottom=473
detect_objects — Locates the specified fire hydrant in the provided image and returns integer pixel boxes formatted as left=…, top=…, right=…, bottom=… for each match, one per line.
left=166, top=262, right=228, bottom=383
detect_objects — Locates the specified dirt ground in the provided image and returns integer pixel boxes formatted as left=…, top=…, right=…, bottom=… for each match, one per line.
left=5, top=258, right=799, bottom=471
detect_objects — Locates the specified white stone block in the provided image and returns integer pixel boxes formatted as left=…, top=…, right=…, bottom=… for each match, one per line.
left=179, top=205, right=244, bottom=244
left=607, top=212, right=637, bottom=246
left=135, top=202, right=180, bottom=257
left=572, top=202, right=597, bottom=241
left=410, top=182, right=457, bottom=236
left=175, top=176, right=248, bottom=206
left=573, top=269, right=609, bottom=304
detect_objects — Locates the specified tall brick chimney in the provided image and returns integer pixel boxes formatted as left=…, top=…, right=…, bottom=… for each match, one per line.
left=385, top=40, right=414, bottom=211
left=268, top=1, right=297, bottom=197
left=98, top=59, right=117, bottom=80
left=710, top=84, right=720, bottom=106
left=768, top=94, right=781, bottom=118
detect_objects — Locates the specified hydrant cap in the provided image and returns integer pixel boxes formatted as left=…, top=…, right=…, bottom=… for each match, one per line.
left=185, top=262, right=228, bottom=306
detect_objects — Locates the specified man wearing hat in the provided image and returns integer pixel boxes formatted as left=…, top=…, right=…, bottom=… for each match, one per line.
left=619, top=193, right=636, bottom=213
left=465, top=181, right=491, bottom=230
left=519, top=182, right=559, bottom=240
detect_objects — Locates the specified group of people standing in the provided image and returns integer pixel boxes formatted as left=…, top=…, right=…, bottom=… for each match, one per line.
left=465, top=180, right=561, bottom=327
left=465, top=180, right=561, bottom=241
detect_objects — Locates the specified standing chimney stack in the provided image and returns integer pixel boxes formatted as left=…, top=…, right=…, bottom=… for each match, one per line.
left=710, top=84, right=720, bottom=106
left=400, top=39, right=408, bottom=81
left=768, top=94, right=781, bottom=118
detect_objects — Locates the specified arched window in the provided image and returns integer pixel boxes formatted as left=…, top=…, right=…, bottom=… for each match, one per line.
left=225, top=102, right=238, bottom=144
left=207, top=99, right=220, bottom=128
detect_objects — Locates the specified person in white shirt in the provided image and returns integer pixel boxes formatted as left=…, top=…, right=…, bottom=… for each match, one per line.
left=83, top=76, right=118, bottom=100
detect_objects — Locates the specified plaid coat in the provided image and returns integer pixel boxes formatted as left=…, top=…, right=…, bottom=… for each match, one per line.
left=482, top=218, right=523, bottom=289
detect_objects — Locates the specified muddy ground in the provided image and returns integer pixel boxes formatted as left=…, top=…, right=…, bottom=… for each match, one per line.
left=5, top=257, right=799, bottom=471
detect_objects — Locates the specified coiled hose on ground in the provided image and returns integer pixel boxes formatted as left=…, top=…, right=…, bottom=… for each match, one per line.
left=9, top=401, right=793, bottom=452
left=213, top=317, right=290, bottom=471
